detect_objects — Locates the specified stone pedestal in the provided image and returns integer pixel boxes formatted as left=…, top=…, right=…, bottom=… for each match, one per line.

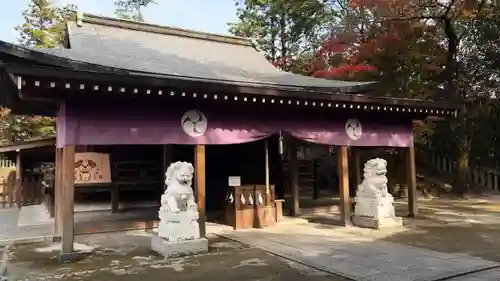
left=151, top=236, right=208, bottom=258
left=152, top=210, right=208, bottom=258
left=157, top=211, right=200, bottom=241
left=352, top=196, right=403, bottom=229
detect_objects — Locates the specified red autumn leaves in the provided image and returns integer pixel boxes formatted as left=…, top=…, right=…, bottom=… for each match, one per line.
left=311, top=36, right=377, bottom=79
left=311, top=65, right=377, bottom=78
left=272, top=17, right=377, bottom=79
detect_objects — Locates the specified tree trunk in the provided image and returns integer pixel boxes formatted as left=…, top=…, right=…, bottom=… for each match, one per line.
left=279, top=8, right=287, bottom=69
left=442, top=17, right=470, bottom=196
left=454, top=137, right=471, bottom=196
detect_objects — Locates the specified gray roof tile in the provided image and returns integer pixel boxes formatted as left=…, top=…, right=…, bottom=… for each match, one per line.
left=43, top=14, right=374, bottom=92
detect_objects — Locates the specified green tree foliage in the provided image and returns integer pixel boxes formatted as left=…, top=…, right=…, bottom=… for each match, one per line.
left=228, top=0, right=334, bottom=71
left=113, top=0, right=156, bottom=22
left=1, top=0, right=75, bottom=144
left=0, top=109, right=55, bottom=144
left=16, top=0, right=76, bottom=48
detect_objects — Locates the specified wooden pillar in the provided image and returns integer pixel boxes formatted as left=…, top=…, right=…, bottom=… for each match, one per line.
left=15, top=151, right=21, bottom=180
left=60, top=145, right=76, bottom=261
left=338, top=146, right=351, bottom=226
left=288, top=138, right=300, bottom=216
left=54, top=148, right=63, bottom=240
left=110, top=151, right=119, bottom=213
left=353, top=148, right=361, bottom=186
left=111, top=185, right=119, bottom=213
left=195, top=145, right=206, bottom=238
left=6, top=171, right=15, bottom=208
left=406, top=144, right=418, bottom=217
left=312, top=159, right=319, bottom=200
left=15, top=150, right=22, bottom=208
left=264, top=140, right=271, bottom=206
left=163, top=145, right=172, bottom=191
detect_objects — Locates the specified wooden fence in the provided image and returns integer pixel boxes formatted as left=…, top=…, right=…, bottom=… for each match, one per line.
left=0, top=171, right=15, bottom=208
left=0, top=158, right=15, bottom=168
left=416, top=145, right=500, bottom=191
left=0, top=170, right=45, bottom=208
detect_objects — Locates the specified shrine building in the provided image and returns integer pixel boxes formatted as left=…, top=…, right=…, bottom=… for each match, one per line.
left=0, top=12, right=457, bottom=259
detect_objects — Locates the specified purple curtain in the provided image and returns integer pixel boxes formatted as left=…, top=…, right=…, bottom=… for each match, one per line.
left=56, top=101, right=413, bottom=148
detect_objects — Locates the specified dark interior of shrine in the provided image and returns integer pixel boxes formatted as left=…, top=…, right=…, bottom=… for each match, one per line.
left=10, top=134, right=403, bottom=216
left=64, top=134, right=285, bottom=213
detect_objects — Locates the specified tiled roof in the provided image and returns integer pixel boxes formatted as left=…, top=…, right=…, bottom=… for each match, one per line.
left=23, top=13, right=375, bottom=93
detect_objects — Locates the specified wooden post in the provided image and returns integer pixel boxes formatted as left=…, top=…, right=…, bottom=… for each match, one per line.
left=406, top=144, right=418, bottom=217
left=288, top=138, right=300, bottom=216
left=312, top=159, right=319, bottom=200
left=264, top=140, right=271, bottom=206
left=109, top=151, right=119, bottom=213
left=353, top=148, right=361, bottom=186
left=15, top=150, right=22, bottom=208
left=338, top=146, right=351, bottom=226
left=15, top=151, right=21, bottom=181
left=111, top=186, right=119, bottom=213
left=60, top=145, right=76, bottom=262
left=162, top=145, right=172, bottom=191
left=195, top=145, right=206, bottom=238
left=7, top=171, right=15, bottom=208
left=54, top=148, right=63, bottom=240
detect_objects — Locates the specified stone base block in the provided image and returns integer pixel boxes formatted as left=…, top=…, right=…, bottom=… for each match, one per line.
left=352, top=215, right=403, bottom=229
left=151, top=236, right=208, bottom=258
left=58, top=252, right=80, bottom=263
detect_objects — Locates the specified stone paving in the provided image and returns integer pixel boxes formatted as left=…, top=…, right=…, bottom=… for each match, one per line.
left=0, top=208, right=159, bottom=244
left=218, top=223, right=500, bottom=281
left=448, top=268, right=500, bottom=281
left=0, top=208, right=52, bottom=244
left=3, top=206, right=500, bottom=280
left=4, top=231, right=349, bottom=281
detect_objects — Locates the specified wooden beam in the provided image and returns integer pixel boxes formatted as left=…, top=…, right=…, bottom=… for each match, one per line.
left=60, top=145, right=76, bottom=262
left=0, top=137, right=56, bottom=153
left=338, top=146, right=351, bottom=226
left=288, top=138, right=300, bottom=216
left=54, top=148, right=63, bottom=240
left=195, top=145, right=206, bottom=238
left=406, top=144, right=418, bottom=217
left=8, top=64, right=458, bottom=115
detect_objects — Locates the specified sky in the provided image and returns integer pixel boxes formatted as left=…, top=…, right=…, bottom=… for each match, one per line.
left=0, top=0, right=238, bottom=44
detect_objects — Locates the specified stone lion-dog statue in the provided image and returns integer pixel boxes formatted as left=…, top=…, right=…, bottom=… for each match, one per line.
left=161, top=161, right=198, bottom=213
left=356, top=158, right=391, bottom=198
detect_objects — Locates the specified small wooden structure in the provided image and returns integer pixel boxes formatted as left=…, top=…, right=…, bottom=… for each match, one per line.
left=0, top=138, right=55, bottom=209
left=0, top=13, right=457, bottom=259
left=225, top=184, right=276, bottom=229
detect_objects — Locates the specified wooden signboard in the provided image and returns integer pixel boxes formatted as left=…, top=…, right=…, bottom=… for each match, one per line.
left=74, top=152, right=111, bottom=185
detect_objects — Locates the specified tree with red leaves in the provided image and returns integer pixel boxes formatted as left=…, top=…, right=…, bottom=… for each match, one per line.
left=309, top=34, right=377, bottom=80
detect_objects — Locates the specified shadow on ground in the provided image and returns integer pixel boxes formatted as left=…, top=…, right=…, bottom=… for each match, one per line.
left=5, top=231, right=348, bottom=281
left=303, top=199, right=500, bottom=262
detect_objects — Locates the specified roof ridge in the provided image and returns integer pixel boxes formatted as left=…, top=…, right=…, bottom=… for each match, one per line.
left=70, top=12, right=254, bottom=47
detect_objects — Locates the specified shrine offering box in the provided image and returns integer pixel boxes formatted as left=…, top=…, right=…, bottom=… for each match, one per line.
left=224, top=184, right=276, bottom=230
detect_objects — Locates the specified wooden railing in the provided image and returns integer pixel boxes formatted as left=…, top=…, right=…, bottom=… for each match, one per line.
left=0, top=158, right=15, bottom=168
left=416, top=145, right=500, bottom=192
left=0, top=170, right=46, bottom=208
left=0, top=171, right=16, bottom=208
left=21, top=173, right=45, bottom=206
